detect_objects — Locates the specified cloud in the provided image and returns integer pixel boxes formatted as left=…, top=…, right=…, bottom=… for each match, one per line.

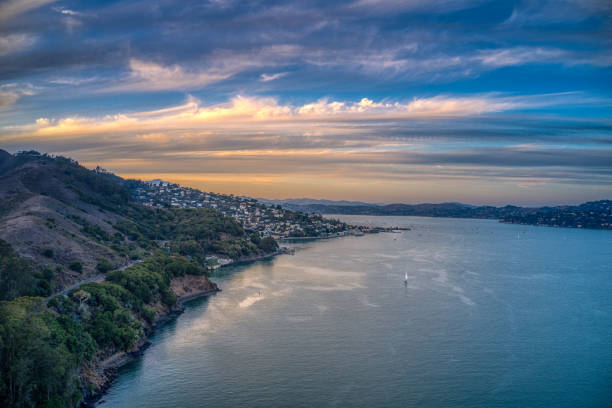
left=475, top=47, right=612, bottom=68
left=3, top=92, right=605, bottom=160
left=111, top=47, right=606, bottom=92
left=48, top=77, right=101, bottom=86
left=0, top=89, right=19, bottom=109
left=1, top=92, right=609, bottom=204
left=0, top=83, right=38, bottom=109
left=0, top=0, right=610, bottom=204
left=52, top=7, right=87, bottom=33
left=349, top=0, right=485, bottom=14
left=475, top=47, right=567, bottom=68
left=505, top=0, right=612, bottom=25
left=2, top=93, right=538, bottom=138
left=304, top=45, right=612, bottom=81
left=0, top=34, right=37, bottom=56
left=108, top=58, right=233, bottom=92
left=54, top=8, right=82, bottom=16
left=111, top=49, right=292, bottom=92
left=0, top=0, right=56, bottom=22
left=260, top=72, right=288, bottom=82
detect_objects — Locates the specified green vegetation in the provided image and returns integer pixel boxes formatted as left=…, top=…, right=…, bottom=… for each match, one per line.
left=0, top=150, right=283, bottom=407
left=96, top=259, right=114, bottom=274
left=0, top=254, right=210, bottom=407
left=257, top=236, right=279, bottom=253
left=0, top=240, right=55, bottom=300
left=68, top=261, right=82, bottom=273
left=115, top=207, right=275, bottom=261
left=115, top=207, right=242, bottom=243
left=0, top=297, right=94, bottom=408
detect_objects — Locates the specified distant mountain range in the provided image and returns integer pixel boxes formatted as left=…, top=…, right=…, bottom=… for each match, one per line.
left=258, top=198, right=612, bottom=230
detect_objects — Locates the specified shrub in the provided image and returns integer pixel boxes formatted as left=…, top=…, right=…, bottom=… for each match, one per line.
left=142, top=305, right=156, bottom=323
left=96, top=259, right=114, bottom=274
left=42, top=248, right=54, bottom=258
left=258, top=237, right=278, bottom=253
left=69, top=261, right=83, bottom=273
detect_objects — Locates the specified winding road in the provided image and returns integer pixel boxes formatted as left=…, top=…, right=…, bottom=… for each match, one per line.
left=46, top=259, right=142, bottom=303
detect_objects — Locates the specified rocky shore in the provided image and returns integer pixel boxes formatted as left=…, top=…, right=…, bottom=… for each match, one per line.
left=81, top=274, right=220, bottom=407
left=230, top=247, right=295, bottom=264
left=80, top=248, right=288, bottom=407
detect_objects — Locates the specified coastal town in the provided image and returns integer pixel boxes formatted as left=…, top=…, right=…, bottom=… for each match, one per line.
left=131, top=179, right=359, bottom=239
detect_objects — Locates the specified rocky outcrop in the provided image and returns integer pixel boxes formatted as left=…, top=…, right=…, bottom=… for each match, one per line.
left=171, top=274, right=219, bottom=301
left=80, top=274, right=219, bottom=406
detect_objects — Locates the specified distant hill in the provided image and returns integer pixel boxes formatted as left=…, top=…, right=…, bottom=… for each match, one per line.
left=265, top=199, right=612, bottom=230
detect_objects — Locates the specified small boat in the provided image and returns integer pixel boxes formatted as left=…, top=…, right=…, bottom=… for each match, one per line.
left=404, top=272, right=408, bottom=283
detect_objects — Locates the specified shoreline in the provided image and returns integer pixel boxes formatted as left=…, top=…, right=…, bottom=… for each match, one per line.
left=279, top=227, right=409, bottom=241
left=228, top=247, right=294, bottom=265
left=83, top=288, right=220, bottom=407
left=83, top=230, right=400, bottom=406
left=82, top=248, right=289, bottom=407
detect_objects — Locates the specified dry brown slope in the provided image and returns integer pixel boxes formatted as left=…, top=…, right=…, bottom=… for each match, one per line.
left=0, top=152, right=131, bottom=289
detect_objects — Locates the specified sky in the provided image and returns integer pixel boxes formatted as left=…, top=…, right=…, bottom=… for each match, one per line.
left=0, top=0, right=611, bottom=205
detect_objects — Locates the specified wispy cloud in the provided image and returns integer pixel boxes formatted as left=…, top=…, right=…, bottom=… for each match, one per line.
left=0, top=83, right=38, bottom=110
left=349, top=0, right=485, bottom=14
left=110, top=49, right=293, bottom=92
left=115, top=58, right=234, bottom=91
left=3, top=92, right=603, bottom=149
left=475, top=47, right=567, bottom=67
left=48, top=76, right=101, bottom=86
left=505, top=0, right=612, bottom=25
left=0, top=0, right=610, bottom=203
left=304, top=45, right=612, bottom=81
left=0, top=34, right=37, bottom=56
left=0, top=0, right=56, bottom=22
left=475, top=47, right=612, bottom=68
left=2, top=91, right=609, bottom=204
left=260, top=72, right=288, bottom=82
left=4, top=93, right=540, bottom=137
left=53, top=7, right=83, bottom=16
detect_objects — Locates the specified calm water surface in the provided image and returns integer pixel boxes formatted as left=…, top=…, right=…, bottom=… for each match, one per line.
left=99, top=216, right=612, bottom=407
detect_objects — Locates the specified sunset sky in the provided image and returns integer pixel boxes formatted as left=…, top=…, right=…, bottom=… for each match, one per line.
left=1, top=0, right=611, bottom=205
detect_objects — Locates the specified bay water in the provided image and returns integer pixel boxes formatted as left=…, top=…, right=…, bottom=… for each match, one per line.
left=99, top=216, right=612, bottom=407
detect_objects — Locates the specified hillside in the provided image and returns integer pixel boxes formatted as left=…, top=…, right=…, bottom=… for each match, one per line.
left=0, top=151, right=133, bottom=295
left=0, top=150, right=282, bottom=408
left=0, top=150, right=279, bottom=300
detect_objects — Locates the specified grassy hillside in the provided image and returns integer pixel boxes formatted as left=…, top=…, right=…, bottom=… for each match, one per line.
left=0, top=150, right=279, bottom=407
left=0, top=150, right=276, bottom=299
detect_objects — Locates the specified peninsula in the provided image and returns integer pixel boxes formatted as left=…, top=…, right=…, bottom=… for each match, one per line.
left=0, top=150, right=351, bottom=407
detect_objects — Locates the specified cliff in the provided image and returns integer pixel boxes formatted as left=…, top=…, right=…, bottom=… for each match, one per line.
left=81, top=273, right=220, bottom=406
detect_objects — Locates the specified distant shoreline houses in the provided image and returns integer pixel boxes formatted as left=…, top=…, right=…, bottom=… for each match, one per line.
left=133, top=180, right=351, bottom=239
left=144, top=179, right=170, bottom=187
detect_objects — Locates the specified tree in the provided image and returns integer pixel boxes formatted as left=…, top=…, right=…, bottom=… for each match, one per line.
left=72, top=290, right=90, bottom=306
left=0, top=240, right=36, bottom=300
left=69, top=261, right=82, bottom=273
left=258, top=237, right=278, bottom=253
left=0, top=298, right=80, bottom=408
left=96, top=259, right=113, bottom=274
